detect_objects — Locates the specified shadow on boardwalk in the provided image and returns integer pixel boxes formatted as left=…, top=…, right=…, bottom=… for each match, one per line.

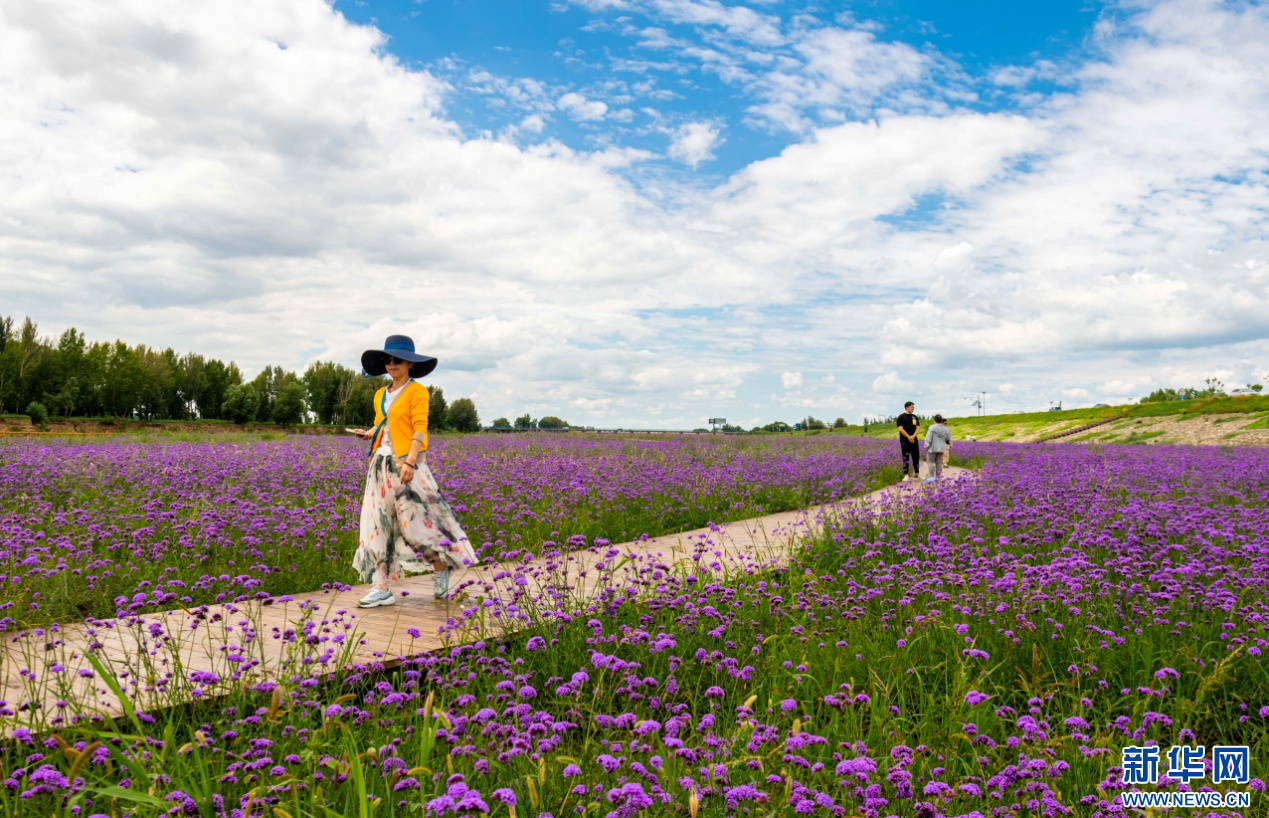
left=1, top=467, right=968, bottom=733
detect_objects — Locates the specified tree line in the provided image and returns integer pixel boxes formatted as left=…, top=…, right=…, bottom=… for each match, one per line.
left=1140, top=378, right=1263, bottom=403
left=0, top=316, right=481, bottom=430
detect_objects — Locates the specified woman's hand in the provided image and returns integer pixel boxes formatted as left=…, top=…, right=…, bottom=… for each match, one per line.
left=401, top=461, right=416, bottom=483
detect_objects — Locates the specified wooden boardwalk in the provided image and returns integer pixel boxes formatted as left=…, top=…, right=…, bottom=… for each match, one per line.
left=1, top=469, right=965, bottom=732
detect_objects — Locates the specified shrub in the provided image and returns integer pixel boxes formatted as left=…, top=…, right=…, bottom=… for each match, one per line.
left=25, top=401, right=48, bottom=425
left=538, top=415, right=568, bottom=429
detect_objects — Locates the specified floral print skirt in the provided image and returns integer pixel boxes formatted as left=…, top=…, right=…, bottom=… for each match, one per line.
left=352, top=453, right=477, bottom=585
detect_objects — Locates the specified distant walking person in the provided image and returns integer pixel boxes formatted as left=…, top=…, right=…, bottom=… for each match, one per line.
left=924, top=414, right=952, bottom=483
left=897, top=401, right=921, bottom=482
left=348, top=335, right=477, bottom=607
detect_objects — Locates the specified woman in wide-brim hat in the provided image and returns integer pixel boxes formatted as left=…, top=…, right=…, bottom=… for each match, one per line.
left=348, top=334, right=477, bottom=607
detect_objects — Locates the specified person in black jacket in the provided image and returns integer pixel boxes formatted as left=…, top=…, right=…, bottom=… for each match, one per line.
left=896, top=401, right=921, bottom=482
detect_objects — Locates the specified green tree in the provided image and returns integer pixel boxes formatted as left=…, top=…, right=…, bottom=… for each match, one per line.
left=428, top=385, right=448, bottom=431
left=447, top=397, right=480, bottom=432
left=514, top=413, right=534, bottom=429
left=0, top=315, right=13, bottom=412
left=44, top=376, right=79, bottom=418
left=102, top=340, right=145, bottom=418
left=833, top=418, right=846, bottom=428
left=490, top=416, right=510, bottom=428
left=222, top=383, right=261, bottom=424
left=272, top=381, right=307, bottom=425
left=249, top=366, right=300, bottom=422
left=303, top=361, right=353, bottom=425
left=16, top=318, right=47, bottom=415
left=344, top=376, right=382, bottom=426
left=200, top=359, right=240, bottom=420
left=537, top=415, right=568, bottom=429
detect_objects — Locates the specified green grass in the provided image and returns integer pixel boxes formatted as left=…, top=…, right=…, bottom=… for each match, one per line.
left=1242, top=413, right=1269, bottom=431
left=1114, top=430, right=1167, bottom=445
left=843, top=394, right=1269, bottom=444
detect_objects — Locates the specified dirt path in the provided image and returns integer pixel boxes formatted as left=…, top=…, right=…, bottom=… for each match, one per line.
left=1, top=466, right=968, bottom=732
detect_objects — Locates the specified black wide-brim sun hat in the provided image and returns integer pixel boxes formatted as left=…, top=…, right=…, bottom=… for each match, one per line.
left=361, top=335, right=438, bottom=378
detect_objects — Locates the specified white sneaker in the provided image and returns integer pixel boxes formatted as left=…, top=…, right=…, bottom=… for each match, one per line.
left=357, top=588, right=394, bottom=608
left=433, top=568, right=452, bottom=599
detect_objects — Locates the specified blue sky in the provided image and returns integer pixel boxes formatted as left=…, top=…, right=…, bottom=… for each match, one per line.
left=2, top=0, right=1267, bottom=427
left=335, top=0, right=1103, bottom=178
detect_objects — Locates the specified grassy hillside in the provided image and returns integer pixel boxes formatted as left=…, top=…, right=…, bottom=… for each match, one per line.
left=837, top=394, right=1269, bottom=445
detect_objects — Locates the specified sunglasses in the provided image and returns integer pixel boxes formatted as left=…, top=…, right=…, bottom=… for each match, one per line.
left=384, top=356, right=408, bottom=365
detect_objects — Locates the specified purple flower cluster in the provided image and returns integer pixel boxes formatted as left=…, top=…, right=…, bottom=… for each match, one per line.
left=0, top=433, right=894, bottom=627
left=2, top=437, right=1267, bottom=818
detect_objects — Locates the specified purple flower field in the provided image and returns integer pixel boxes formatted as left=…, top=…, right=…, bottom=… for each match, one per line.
left=0, top=433, right=895, bottom=628
left=2, top=435, right=1268, bottom=817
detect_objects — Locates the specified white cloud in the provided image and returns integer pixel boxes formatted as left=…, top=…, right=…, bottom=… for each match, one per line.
left=667, top=120, right=721, bottom=167
left=781, top=371, right=803, bottom=388
left=871, top=371, right=912, bottom=395
left=648, top=0, right=783, bottom=47
left=557, top=91, right=609, bottom=121
left=3, top=0, right=1269, bottom=428
left=933, top=241, right=973, bottom=272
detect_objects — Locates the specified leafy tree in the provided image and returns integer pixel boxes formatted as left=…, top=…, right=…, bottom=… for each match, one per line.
left=344, top=376, right=382, bottom=426
left=537, top=415, right=568, bottom=429
left=250, top=365, right=299, bottom=423
left=514, top=413, right=534, bottom=429
left=303, top=361, right=361, bottom=425
left=1249, top=384, right=1264, bottom=393
left=272, top=381, right=307, bottom=425
left=448, top=397, right=480, bottom=433
left=222, top=383, right=261, bottom=424
left=44, top=377, right=79, bottom=418
left=0, top=316, right=13, bottom=412
left=761, top=421, right=791, bottom=433
left=833, top=418, right=846, bottom=428
left=102, top=340, right=145, bottom=418
left=803, top=417, right=827, bottom=430
left=204, top=359, right=242, bottom=420
left=428, top=386, right=448, bottom=431
left=490, top=416, right=510, bottom=428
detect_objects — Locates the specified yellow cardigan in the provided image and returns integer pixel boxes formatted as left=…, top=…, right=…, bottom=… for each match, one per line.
left=370, top=381, right=429, bottom=458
